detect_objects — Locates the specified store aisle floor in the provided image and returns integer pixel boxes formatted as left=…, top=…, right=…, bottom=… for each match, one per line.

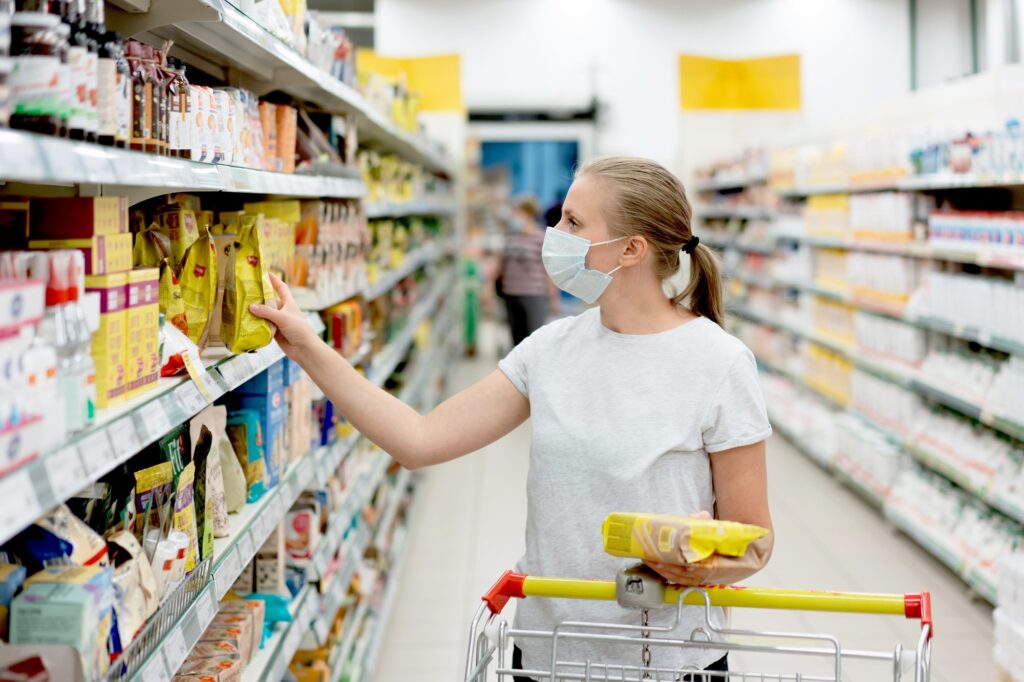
left=375, top=324, right=995, bottom=682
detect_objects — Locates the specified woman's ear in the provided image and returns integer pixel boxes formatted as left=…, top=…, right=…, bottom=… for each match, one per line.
left=620, top=236, right=648, bottom=266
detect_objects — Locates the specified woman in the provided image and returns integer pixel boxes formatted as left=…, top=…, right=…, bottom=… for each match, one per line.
left=251, top=157, right=773, bottom=679
left=497, top=195, right=559, bottom=346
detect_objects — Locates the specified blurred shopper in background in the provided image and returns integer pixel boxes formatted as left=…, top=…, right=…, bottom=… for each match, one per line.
left=497, top=195, right=559, bottom=345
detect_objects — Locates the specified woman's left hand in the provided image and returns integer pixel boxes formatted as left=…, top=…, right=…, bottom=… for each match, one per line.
left=646, top=510, right=713, bottom=586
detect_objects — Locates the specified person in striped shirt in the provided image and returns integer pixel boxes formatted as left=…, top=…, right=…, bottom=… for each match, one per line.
left=498, top=195, right=560, bottom=345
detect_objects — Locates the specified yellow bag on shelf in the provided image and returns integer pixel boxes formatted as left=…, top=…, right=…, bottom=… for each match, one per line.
left=221, top=217, right=277, bottom=354
left=602, top=512, right=769, bottom=564
left=180, top=224, right=217, bottom=346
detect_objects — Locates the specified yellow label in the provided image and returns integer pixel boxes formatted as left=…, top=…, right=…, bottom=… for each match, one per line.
left=679, top=53, right=800, bottom=111
left=357, top=50, right=463, bottom=112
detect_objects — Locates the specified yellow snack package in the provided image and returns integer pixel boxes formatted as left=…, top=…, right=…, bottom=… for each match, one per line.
left=222, top=217, right=277, bottom=354
left=180, top=224, right=217, bottom=346
left=159, top=258, right=188, bottom=336
left=602, top=512, right=769, bottom=564
left=133, top=222, right=171, bottom=268
left=155, top=202, right=199, bottom=272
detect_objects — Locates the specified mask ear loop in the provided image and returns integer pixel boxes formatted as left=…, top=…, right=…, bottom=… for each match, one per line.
left=597, top=235, right=632, bottom=276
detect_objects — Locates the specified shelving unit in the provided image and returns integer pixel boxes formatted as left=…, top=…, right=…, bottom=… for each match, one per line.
left=705, top=143, right=1024, bottom=606
left=0, top=0, right=465, bottom=670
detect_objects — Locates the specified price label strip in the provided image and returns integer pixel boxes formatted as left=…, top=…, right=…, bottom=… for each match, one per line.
left=215, top=547, right=243, bottom=601
left=45, top=446, right=87, bottom=504
left=139, top=653, right=171, bottom=682
left=109, top=417, right=143, bottom=464
left=196, top=589, right=218, bottom=630
left=137, top=399, right=174, bottom=444
left=163, top=627, right=191, bottom=672
left=0, top=471, right=42, bottom=544
left=79, top=429, right=116, bottom=478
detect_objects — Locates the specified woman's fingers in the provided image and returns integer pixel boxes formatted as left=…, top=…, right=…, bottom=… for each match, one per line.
left=268, top=272, right=295, bottom=308
left=249, top=302, right=284, bottom=324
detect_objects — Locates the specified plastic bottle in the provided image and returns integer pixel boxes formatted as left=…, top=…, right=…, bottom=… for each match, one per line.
left=38, top=251, right=82, bottom=435
left=8, top=11, right=63, bottom=136
left=67, top=251, right=94, bottom=425
left=167, top=57, right=189, bottom=158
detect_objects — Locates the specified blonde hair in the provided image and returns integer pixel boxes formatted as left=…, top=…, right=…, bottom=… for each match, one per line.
left=576, top=157, right=724, bottom=326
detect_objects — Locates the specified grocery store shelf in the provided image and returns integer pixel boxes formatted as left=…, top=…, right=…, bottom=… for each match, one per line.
left=703, top=234, right=776, bottom=255
left=312, top=525, right=371, bottom=645
left=695, top=173, right=769, bottom=192
left=730, top=268, right=1024, bottom=356
left=735, top=304, right=1024, bottom=442
left=242, top=584, right=321, bottom=682
left=358, top=527, right=411, bottom=681
left=773, top=232, right=1024, bottom=271
left=373, top=468, right=412, bottom=548
left=300, top=239, right=454, bottom=311
left=106, top=0, right=454, bottom=177
left=0, top=129, right=366, bottom=199
left=0, top=340, right=288, bottom=547
left=367, top=268, right=455, bottom=387
left=697, top=206, right=777, bottom=221
left=774, top=171, right=1024, bottom=197
left=365, top=200, right=459, bottom=219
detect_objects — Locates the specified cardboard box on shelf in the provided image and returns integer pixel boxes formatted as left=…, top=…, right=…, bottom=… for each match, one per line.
left=29, top=197, right=127, bottom=239
left=85, top=273, right=129, bottom=408
left=125, top=269, right=160, bottom=399
left=29, top=233, right=133, bottom=276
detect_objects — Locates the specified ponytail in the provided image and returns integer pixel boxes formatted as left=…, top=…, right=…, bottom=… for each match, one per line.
left=673, top=243, right=724, bottom=326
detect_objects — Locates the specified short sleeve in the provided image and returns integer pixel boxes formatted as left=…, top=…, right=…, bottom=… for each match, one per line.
left=498, top=334, right=533, bottom=397
left=702, top=349, right=773, bottom=453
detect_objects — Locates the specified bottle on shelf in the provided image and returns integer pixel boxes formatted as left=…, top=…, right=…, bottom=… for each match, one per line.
left=63, top=0, right=92, bottom=141
left=8, top=10, right=63, bottom=136
left=106, top=30, right=129, bottom=147
left=126, top=39, right=152, bottom=153
left=167, top=56, right=189, bottom=158
left=37, top=251, right=79, bottom=436
left=67, top=251, right=95, bottom=426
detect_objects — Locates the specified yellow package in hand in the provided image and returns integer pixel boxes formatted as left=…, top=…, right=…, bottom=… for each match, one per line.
left=221, top=217, right=277, bottom=354
left=602, top=512, right=769, bottom=564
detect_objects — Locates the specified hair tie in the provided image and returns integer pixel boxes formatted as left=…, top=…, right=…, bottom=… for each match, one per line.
left=682, top=235, right=700, bottom=254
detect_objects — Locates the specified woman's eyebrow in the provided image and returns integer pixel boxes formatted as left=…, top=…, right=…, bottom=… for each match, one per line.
left=564, top=207, right=583, bottom=221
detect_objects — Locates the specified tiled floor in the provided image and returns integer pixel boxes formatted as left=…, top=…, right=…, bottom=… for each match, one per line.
left=374, top=324, right=995, bottom=681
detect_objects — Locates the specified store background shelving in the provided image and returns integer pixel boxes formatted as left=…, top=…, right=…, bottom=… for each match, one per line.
left=699, top=144, right=1024, bottom=607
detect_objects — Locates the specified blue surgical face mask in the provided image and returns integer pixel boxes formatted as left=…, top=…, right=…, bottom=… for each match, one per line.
left=541, top=227, right=628, bottom=304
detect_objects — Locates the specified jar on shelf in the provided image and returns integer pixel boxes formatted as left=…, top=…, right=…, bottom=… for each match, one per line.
left=9, top=11, right=64, bottom=136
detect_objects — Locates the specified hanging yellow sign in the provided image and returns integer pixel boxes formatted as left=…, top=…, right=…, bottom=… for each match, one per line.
left=357, top=50, right=464, bottom=112
left=678, top=54, right=801, bottom=111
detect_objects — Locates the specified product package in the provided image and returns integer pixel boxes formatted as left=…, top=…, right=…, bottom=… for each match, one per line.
left=29, top=197, right=128, bottom=239
left=201, top=623, right=251, bottom=664
left=207, top=231, right=236, bottom=347
left=159, top=258, right=187, bottom=337
left=10, top=583, right=97, bottom=678
left=8, top=504, right=110, bottom=572
left=220, top=218, right=276, bottom=354
left=602, top=512, right=773, bottom=584
left=233, top=362, right=287, bottom=489
left=155, top=203, right=199, bottom=272
left=254, top=524, right=286, bottom=596
left=191, top=407, right=231, bottom=537
left=172, top=461, right=199, bottom=574
left=225, top=410, right=267, bottom=503
left=84, top=272, right=129, bottom=408
left=125, top=268, right=160, bottom=398
left=179, top=225, right=217, bottom=346
left=284, top=501, right=320, bottom=564
left=190, top=426, right=215, bottom=562
left=27, top=234, right=132, bottom=276
left=132, top=223, right=172, bottom=269
left=0, top=564, right=27, bottom=642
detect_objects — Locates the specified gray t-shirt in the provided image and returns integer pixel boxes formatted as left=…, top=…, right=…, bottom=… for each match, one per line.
left=498, top=307, right=772, bottom=676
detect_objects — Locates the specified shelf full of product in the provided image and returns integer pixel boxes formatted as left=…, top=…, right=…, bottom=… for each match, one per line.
left=0, top=0, right=463, bottom=677
left=697, top=134, right=1024, bottom=607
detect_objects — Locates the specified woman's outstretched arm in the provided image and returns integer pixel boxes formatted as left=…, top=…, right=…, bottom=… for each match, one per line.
left=251, top=274, right=530, bottom=469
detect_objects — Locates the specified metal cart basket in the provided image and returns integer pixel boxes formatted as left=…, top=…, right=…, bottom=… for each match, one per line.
left=465, top=569, right=933, bottom=681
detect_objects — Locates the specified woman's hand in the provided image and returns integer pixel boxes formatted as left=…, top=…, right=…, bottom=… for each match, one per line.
left=646, top=511, right=712, bottom=586
left=249, top=273, right=320, bottom=360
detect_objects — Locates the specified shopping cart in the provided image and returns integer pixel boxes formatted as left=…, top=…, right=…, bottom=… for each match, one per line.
left=464, top=566, right=933, bottom=681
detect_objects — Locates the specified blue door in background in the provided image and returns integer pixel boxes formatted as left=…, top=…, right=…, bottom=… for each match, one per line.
left=480, top=140, right=579, bottom=221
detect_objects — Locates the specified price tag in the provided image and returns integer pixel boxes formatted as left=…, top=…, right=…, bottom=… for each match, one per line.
left=196, top=590, right=217, bottom=629
left=137, top=400, right=174, bottom=443
left=274, top=492, right=289, bottom=519
left=215, top=549, right=243, bottom=600
left=45, top=446, right=86, bottom=503
left=240, top=529, right=256, bottom=561
left=180, top=350, right=218, bottom=404
left=163, top=628, right=190, bottom=670
left=79, top=429, right=115, bottom=476
left=0, top=471, right=41, bottom=542
left=175, top=382, right=206, bottom=415
left=109, top=418, right=143, bottom=463
left=140, top=654, right=171, bottom=682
